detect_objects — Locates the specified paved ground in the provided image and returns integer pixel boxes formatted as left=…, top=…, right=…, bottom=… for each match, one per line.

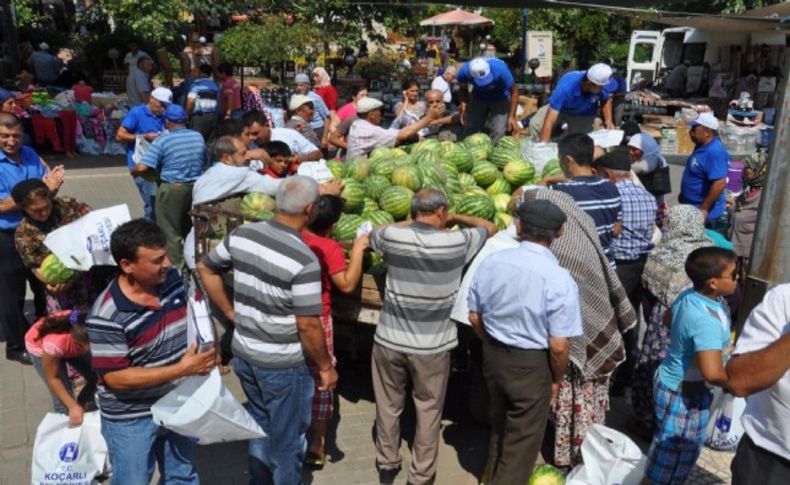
left=0, top=154, right=734, bottom=484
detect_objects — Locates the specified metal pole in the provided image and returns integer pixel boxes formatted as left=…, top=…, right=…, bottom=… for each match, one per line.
left=521, top=8, right=528, bottom=78
left=737, top=59, right=790, bottom=327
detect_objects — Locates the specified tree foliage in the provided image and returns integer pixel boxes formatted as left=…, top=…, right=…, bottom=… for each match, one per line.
left=216, top=17, right=320, bottom=67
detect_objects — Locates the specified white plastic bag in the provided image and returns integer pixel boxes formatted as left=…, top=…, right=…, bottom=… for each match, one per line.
left=151, top=368, right=265, bottom=445
left=132, top=135, right=152, bottom=166
left=705, top=388, right=745, bottom=451
left=31, top=411, right=108, bottom=485
left=521, top=138, right=559, bottom=176
left=565, top=424, right=646, bottom=485
left=43, top=204, right=131, bottom=271
left=297, top=160, right=334, bottom=183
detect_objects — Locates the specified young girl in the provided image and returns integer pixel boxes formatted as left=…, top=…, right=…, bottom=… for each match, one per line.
left=25, top=310, right=97, bottom=426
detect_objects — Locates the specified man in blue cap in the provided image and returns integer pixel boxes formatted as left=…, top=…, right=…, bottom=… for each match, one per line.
left=456, top=57, right=520, bottom=143
left=133, top=104, right=207, bottom=269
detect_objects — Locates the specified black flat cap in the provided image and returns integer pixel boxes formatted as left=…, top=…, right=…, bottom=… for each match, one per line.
left=595, top=147, right=632, bottom=172
left=11, top=178, right=48, bottom=205
left=517, top=199, right=566, bottom=230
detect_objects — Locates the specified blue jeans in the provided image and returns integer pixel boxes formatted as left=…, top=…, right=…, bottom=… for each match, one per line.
left=233, top=358, right=314, bottom=485
left=101, top=415, right=198, bottom=485
left=133, top=175, right=157, bottom=221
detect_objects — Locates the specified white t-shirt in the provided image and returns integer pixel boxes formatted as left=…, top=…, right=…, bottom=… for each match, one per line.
left=734, top=283, right=790, bottom=461
left=431, top=75, right=452, bottom=104
left=271, top=128, right=319, bottom=158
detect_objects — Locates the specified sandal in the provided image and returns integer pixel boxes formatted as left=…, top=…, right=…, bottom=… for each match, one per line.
left=304, top=451, right=326, bottom=469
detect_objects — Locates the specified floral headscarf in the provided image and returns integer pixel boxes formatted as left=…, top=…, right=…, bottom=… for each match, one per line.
left=742, top=150, right=768, bottom=189
left=312, top=67, right=332, bottom=88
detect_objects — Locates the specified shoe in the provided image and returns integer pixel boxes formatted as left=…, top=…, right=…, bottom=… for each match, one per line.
left=378, top=466, right=400, bottom=485
left=6, top=350, right=32, bottom=365
left=304, top=451, right=326, bottom=469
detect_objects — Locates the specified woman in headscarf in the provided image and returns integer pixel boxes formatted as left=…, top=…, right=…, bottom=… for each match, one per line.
left=628, top=133, right=670, bottom=227
left=312, top=67, right=338, bottom=111
left=729, top=150, right=768, bottom=278
left=629, top=205, right=725, bottom=439
left=0, top=88, right=16, bottom=113
left=519, top=188, right=636, bottom=469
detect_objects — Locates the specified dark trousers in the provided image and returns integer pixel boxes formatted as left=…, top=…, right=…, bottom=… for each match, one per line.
left=155, top=182, right=194, bottom=271
left=189, top=113, right=218, bottom=142
left=0, top=230, right=39, bottom=353
left=613, top=258, right=646, bottom=388
left=731, top=434, right=790, bottom=485
left=483, top=338, right=551, bottom=485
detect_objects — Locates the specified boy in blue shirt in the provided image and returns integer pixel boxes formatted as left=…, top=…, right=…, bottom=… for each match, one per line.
left=645, top=247, right=737, bottom=485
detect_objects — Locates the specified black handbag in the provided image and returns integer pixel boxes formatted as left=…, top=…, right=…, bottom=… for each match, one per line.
left=638, top=165, right=672, bottom=196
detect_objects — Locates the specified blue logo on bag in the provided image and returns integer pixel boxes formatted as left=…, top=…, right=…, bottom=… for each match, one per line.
left=59, top=442, right=79, bottom=462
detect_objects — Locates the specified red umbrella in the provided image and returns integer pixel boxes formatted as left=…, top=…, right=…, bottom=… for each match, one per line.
left=419, top=9, right=494, bottom=27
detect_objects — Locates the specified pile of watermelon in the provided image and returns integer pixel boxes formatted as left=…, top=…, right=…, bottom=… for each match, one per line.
left=326, top=134, right=553, bottom=238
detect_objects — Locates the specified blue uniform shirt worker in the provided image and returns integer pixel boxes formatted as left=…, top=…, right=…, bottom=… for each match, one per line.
left=456, top=57, right=519, bottom=143
left=468, top=199, right=582, bottom=484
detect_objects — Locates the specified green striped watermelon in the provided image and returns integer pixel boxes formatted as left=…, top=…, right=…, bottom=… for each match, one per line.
left=496, top=135, right=520, bottom=152
left=418, top=163, right=447, bottom=185
left=490, top=193, right=512, bottom=213
left=421, top=177, right=448, bottom=197
left=410, top=139, right=442, bottom=157
left=486, top=177, right=512, bottom=196
left=369, top=146, right=392, bottom=161
left=240, top=192, right=276, bottom=218
left=468, top=144, right=490, bottom=164
left=40, top=253, right=76, bottom=285
left=440, top=161, right=459, bottom=177
left=463, top=185, right=489, bottom=197
left=391, top=147, right=409, bottom=158
left=391, top=166, right=422, bottom=191
left=489, top=147, right=521, bottom=170
left=365, top=210, right=395, bottom=227
left=340, top=180, right=366, bottom=213
left=379, top=186, right=414, bottom=220
left=392, top=155, right=414, bottom=168
left=361, top=198, right=379, bottom=216
left=471, top=162, right=499, bottom=187
left=454, top=194, right=495, bottom=221
left=364, top=175, right=392, bottom=201
left=541, top=159, right=563, bottom=177
left=327, top=160, right=344, bottom=180
left=371, top=159, right=395, bottom=178
left=465, top=132, right=493, bottom=150
left=343, top=158, right=371, bottom=182
left=503, top=159, right=535, bottom=186
left=445, top=172, right=462, bottom=194
left=332, top=214, right=365, bottom=241
left=458, top=172, right=477, bottom=189
left=494, top=212, right=513, bottom=231
left=255, top=209, right=275, bottom=221
left=443, top=146, right=475, bottom=173
left=440, top=140, right=456, bottom=155
left=413, top=150, right=441, bottom=166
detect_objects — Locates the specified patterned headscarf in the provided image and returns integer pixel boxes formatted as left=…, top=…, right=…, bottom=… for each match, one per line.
left=742, top=150, right=768, bottom=189
left=312, top=67, right=332, bottom=88
left=526, top=189, right=636, bottom=379
left=642, top=205, right=712, bottom=307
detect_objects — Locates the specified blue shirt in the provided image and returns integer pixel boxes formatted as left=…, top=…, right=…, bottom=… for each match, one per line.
left=306, top=91, right=330, bottom=129
left=0, top=146, right=47, bottom=230
left=680, top=137, right=730, bottom=220
left=549, top=71, right=612, bottom=116
left=467, top=241, right=583, bottom=350
left=188, top=78, right=220, bottom=115
left=611, top=180, right=656, bottom=261
left=140, top=128, right=207, bottom=183
left=121, top=105, right=165, bottom=170
left=658, top=288, right=730, bottom=391
left=456, top=58, right=514, bottom=102
left=551, top=176, right=622, bottom=262
left=607, top=74, right=627, bottom=95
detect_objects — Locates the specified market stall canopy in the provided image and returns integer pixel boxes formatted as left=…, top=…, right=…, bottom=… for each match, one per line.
left=420, top=9, right=494, bottom=27
left=429, top=0, right=694, bottom=8
left=643, top=1, right=790, bottom=32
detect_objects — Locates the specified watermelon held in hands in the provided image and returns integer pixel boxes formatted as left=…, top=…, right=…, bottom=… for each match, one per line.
left=379, top=186, right=414, bottom=220
left=391, top=166, right=422, bottom=191
left=340, top=180, right=366, bottom=213
left=332, top=214, right=365, bottom=241
left=527, top=464, right=566, bottom=485
left=40, top=254, right=76, bottom=285
left=240, top=192, right=276, bottom=218
left=471, top=162, right=499, bottom=187
left=503, top=159, right=536, bottom=186
left=255, top=210, right=275, bottom=221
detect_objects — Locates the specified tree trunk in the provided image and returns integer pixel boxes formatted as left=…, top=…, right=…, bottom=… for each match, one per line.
left=1, top=0, right=20, bottom=77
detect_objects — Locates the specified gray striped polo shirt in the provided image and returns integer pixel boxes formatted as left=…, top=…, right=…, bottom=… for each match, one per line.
left=203, top=220, right=323, bottom=368
left=370, top=222, right=487, bottom=354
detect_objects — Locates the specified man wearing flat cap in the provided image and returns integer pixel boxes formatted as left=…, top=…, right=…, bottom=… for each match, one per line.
left=133, top=104, right=207, bottom=269
left=292, top=73, right=332, bottom=147
left=286, top=95, right=322, bottom=148
left=467, top=199, right=582, bottom=484
left=346, top=97, right=443, bottom=159
left=595, top=148, right=656, bottom=394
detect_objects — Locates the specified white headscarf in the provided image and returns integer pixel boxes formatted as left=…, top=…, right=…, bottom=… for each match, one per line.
left=628, top=133, right=667, bottom=171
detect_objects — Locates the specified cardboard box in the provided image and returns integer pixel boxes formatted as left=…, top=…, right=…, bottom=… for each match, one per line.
left=676, top=120, right=695, bottom=155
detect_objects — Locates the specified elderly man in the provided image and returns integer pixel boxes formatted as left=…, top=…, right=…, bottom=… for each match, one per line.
left=727, top=284, right=790, bottom=485
left=87, top=219, right=217, bottom=485
left=456, top=57, right=519, bottom=142
left=346, top=97, right=443, bottom=159
left=126, top=57, right=154, bottom=107
left=370, top=188, right=496, bottom=485
left=198, top=176, right=338, bottom=484
left=133, top=104, right=207, bottom=270
left=243, top=110, right=322, bottom=164
left=293, top=73, right=332, bottom=146
left=186, top=64, right=221, bottom=142
left=678, top=111, right=729, bottom=234
left=424, top=89, right=462, bottom=141
left=431, top=66, right=457, bottom=107
left=0, top=113, right=63, bottom=364
left=116, top=87, right=172, bottom=220
left=286, top=95, right=322, bottom=148
left=530, top=63, right=614, bottom=142
left=27, top=42, right=62, bottom=85
left=468, top=199, right=581, bottom=484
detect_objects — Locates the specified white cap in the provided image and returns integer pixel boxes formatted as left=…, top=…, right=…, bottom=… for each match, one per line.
left=586, top=63, right=613, bottom=86
left=469, top=58, right=493, bottom=86
left=150, top=87, right=173, bottom=105
left=288, top=94, right=313, bottom=111
left=294, top=73, right=310, bottom=84
left=356, top=97, right=384, bottom=114
left=688, top=111, right=720, bottom=131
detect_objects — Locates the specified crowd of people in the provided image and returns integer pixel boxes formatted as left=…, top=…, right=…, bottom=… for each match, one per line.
left=0, top=46, right=788, bottom=485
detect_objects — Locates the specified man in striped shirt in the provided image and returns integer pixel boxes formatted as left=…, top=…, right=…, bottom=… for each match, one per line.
left=370, top=189, right=496, bottom=485
left=86, top=219, right=217, bottom=485
left=198, top=176, right=337, bottom=484
left=551, top=133, right=622, bottom=263
left=133, top=104, right=208, bottom=270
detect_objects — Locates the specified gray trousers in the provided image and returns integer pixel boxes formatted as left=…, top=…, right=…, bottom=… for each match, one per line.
left=463, top=96, right=510, bottom=143
left=155, top=182, right=194, bottom=271
left=371, top=343, right=451, bottom=485
left=528, top=104, right=596, bottom=140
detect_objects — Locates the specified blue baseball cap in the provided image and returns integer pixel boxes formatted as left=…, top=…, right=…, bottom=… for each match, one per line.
left=165, top=104, right=187, bottom=123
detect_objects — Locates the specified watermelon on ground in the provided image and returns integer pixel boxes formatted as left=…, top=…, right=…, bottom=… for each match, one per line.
left=503, top=159, right=535, bottom=186
left=371, top=159, right=395, bottom=178
left=392, top=155, right=414, bottom=168
left=418, top=163, right=447, bottom=185
left=340, top=180, right=366, bottom=213
left=489, top=147, right=522, bottom=170
left=368, top=146, right=391, bottom=161
left=471, top=162, right=499, bottom=187
left=445, top=172, right=462, bottom=194
left=390, top=147, right=409, bottom=158
left=458, top=172, right=477, bottom=189
left=485, top=177, right=513, bottom=196
left=40, top=254, right=76, bottom=285
left=240, top=192, right=276, bottom=218
left=443, top=146, right=475, bottom=173
left=463, top=185, right=489, bottom=197
left=465, top=132, right=493, bottom=149
left=527, top=464, right=565, bottom=485
left=440, top=161, right=459, bottom=177
left=421, top=177, right=447, bottom=197
left=413, top=150, right=441, bottom=166
left=490, top=193, right=512, bottom=213
left=364, top=175, right=392, bottom=201
left=361, top=198, right=379, bottom=216
left=494, top=212, right=513, bottom=231
left=332, top=214, right=365, bottom=241
left=391, top=166, right=422, bottom=191
left=453, top=195, right=495, bottom=221
left=468, top=144, right=490, bottom=164
left=343, top=158, right=371, bottom=182
left=326, top=160, right=344, bottom=180
left=439, top=140, right=456, bottom=155
left=541, top=159, right=563, bottom=178
left=410, top=139, right=442, bottom=157
left=496, top=135, right=520, bottom=152
left=379, top=186, right=414, bottom=220
left=365, top=210, right=395, bottom=227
